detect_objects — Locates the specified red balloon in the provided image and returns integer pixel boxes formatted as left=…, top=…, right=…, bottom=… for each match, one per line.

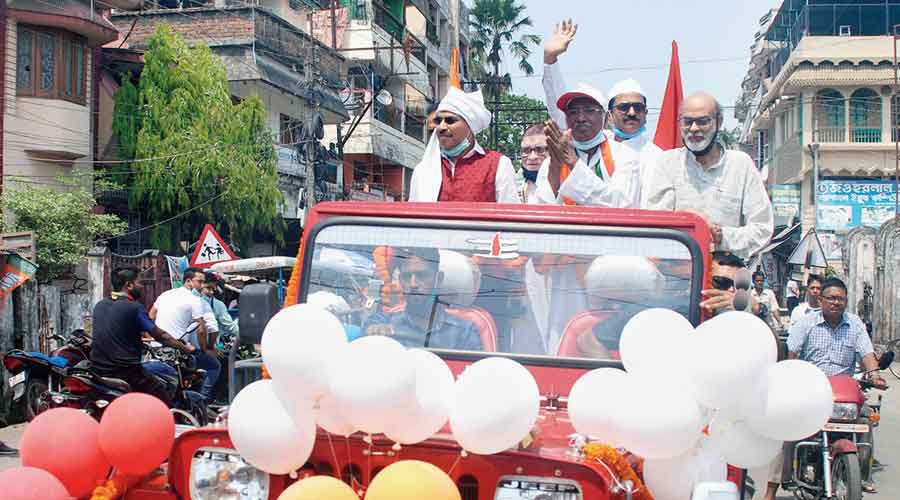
left=0, top=467, right=71, bottom=500
left=21, top=408, right=110, bottom=498
left=99, top=393, right=175, bottom=476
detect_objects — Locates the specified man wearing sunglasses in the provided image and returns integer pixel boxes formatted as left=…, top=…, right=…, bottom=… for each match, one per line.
left=644, top=92, right=773, bottom=259
left=409, top=87, right=519, bottom=203
left=534, top=20, right=638, bottom=208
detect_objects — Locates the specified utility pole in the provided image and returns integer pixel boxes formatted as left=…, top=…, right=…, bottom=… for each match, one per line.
left=303, top=41, right=318, bottom=212
left=893, top=26, right=899, bottom=219
left=810, top=109, right=820, bottom=232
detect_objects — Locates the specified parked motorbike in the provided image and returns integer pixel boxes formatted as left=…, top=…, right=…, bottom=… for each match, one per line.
left=52, top=345, right=209, bottom=426
left=782, top=352, right=892, bottom=500
left=2, top=330, right=91, bottom=420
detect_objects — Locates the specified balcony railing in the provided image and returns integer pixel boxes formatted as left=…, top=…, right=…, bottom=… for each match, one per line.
left=426, top=21, right=439, bottom=46
left=374, top=100, right=403, bottom=133
left=372, top=0, right=426, bottom=63
left=851, top=127, right=882, bottom=143
left=404, top=112, right=425, bottom=142
left=815, top=126, right=846, bottom=143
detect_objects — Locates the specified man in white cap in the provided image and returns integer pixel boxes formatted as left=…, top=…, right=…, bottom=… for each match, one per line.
left=534, top=20, right=639, bottom=208
left=606, top=77, right=663, bottom=205
left=409, top=87, right=519, bottom=203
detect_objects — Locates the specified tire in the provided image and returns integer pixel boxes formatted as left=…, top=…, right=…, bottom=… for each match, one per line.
left=859, top=428, right=874, bottom=481
left=832, top=453, right=862, bottom=500
left=24, top=377, right=49, bottom=421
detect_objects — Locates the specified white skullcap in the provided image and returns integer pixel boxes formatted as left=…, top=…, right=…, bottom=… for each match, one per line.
left=437, top=87, right=492, bottom=134
left=584, top=256, right=663, bottom=293
left=557, top=83, right=607, bottom=111
left=306, top=290, right=350, bottom=316
left=607, top=79, right=646, bottom=101
left=437, top=250, right=481, bottom=306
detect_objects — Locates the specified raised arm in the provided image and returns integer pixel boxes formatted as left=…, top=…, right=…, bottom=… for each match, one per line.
left=543, top=20, right=578, bottom=129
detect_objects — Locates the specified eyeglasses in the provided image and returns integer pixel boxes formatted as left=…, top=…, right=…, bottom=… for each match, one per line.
left=565, top=106, right=604, bottom=118
left=521, top=146, right=548, bottom=156
left=711, top=275, right=735, bottom=291
left=679, top=116, right=715, bottom=128
left=613, top=102, right=647, bottom=113
left=431, top=115, right=460, bottom=126
left=820, top=295, right=847, bottom=304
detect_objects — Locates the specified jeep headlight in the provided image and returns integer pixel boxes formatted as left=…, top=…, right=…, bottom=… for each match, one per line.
left=189, top=448, right=269, bottom=500
left=831, top=403, right=859, bottom=422
left=495, top=476, right=582, bottom=499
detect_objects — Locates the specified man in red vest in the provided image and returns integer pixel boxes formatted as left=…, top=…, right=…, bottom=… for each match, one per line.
left=409, top=87, right=519, bottom=203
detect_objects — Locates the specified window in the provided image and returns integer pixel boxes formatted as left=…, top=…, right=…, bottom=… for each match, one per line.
left=17, top=25, right=87, bottom=104
left=813, top=89, right=845, bottom=143
left=849, top=88, right=881, bottom=143
left=280, top=113, right=303, bottom=146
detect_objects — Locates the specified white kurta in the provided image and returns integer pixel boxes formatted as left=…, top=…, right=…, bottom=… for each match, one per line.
left=408, top=140, right=520, bottom=203
left=643, top=147, right=775, bottom=259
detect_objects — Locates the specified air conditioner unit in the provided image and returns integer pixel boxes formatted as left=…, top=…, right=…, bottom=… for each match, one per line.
left=839, top=25, right=852, bottom=36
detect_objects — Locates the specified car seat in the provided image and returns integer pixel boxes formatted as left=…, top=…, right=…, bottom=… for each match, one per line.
left=556, top=310, right=618, bottom=359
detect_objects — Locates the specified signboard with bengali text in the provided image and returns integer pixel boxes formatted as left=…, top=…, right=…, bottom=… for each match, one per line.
left=816, top=180, right=897, bottom=231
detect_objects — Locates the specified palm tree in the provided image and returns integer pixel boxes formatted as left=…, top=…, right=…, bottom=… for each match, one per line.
left=469, top=0, right=541, bottom=101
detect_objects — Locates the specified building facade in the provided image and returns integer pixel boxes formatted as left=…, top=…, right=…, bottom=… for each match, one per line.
left=736, top=1, right=900, bottom=268
left=323, top=0, right=471, bottom=200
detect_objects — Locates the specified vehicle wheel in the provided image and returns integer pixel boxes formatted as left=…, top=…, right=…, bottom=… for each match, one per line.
left=858, top=429, right=874, bottom=480
left=24, top=378, right=49, bottom=421
left=832, top=453, right=862, bottom=500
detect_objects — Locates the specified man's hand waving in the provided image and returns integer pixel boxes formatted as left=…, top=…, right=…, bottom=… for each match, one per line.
left=544, top=19, right=578, bottom=65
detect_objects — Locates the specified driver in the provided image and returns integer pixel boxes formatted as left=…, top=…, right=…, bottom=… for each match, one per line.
left=574, top=256, right=664, bottom=358
left=363, top=247, right=483, bottom=351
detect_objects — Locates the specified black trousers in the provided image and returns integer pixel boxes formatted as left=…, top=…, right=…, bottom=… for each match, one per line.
left=96, top=365, right=174, bottom=408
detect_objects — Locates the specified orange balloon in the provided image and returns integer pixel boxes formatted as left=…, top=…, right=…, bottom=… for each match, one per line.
left=364, top=460, right=460, bottom=500
left=278, top=476, right=359, bottom=500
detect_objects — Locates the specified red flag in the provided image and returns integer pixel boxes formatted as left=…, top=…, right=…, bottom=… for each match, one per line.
left=654, top=41, right=684, bottom=150
left=449, top=48, right=461, bottom=89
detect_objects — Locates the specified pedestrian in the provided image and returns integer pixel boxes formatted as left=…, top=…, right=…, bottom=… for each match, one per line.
left=408, top=87, right=519, bottom=203
left=789, top=274, right=823, bottom=327
left=519, top=123, right=548, bottom=203
left=643, top=91, right=774, bottom=259
left=751, top=271, right=783, bottom=331
left=785, top=279, right=801, bottom=315
left=534, top=20, right=639, bottom=207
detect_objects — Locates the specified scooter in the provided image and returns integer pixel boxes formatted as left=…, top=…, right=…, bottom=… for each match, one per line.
left=782, top=352, right=892, bottom=500
left=2, top=330, right=91, bottom=420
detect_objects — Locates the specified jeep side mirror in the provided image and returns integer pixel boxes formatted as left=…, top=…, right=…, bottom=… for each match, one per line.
left=238, top=283, right=281, bottom=345
left=878, top=351, right=895, bottom=371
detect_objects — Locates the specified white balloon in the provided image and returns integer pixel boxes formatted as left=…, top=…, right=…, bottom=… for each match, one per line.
left=568, top=368, right=633, bottom=446
left=328, top=336, right=417, bottom=435
left=747, top=360, right=834, bottom=441
left=619, top=308, right=693, bottom=377
left=261, top=304, right=348, bottom=402
left=644, top=444, right=727, bottom=500
left=687, top=311, right=777, bottom=412
left=228, top=380, right=316, bottom=475
left=706, top=418, right=781, bottom=468
left=616, top=375, right=703, bottom=459
left=450, top=357, right=540, bottom=455
left=384, top=349, right=455, bottom=444
left=314, top=393, right=355, bottom=437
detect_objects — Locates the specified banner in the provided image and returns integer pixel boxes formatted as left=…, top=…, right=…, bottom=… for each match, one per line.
left=771, top=184, right=801, bottom=227
left=816, top=180, right=897, bottom=231
left=166, top=255, right=188, bottom=289
left=0, top=253, right=38, bottom=303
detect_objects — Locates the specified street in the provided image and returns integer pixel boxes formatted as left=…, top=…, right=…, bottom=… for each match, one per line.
left=2, top=367, right=899, bottom=498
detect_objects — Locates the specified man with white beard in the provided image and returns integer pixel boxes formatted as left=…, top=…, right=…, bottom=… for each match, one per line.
left=643, top=92, right=773, bottom=259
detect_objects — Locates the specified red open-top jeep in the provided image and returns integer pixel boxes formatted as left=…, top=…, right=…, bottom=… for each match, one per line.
left=120, top=201, right=747, bottom=500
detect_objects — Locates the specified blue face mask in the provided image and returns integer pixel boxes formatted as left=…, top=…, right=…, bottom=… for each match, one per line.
left=571, top=130, right=606, bottom=151
left=522, top=168, right=538, bottom=183
left=612, top=125, right=646, bottom=140
left=441, top=137, right=471, bottom=159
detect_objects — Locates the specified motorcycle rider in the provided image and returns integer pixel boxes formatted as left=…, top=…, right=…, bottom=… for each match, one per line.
left=90, top=267, right=194, bottom=407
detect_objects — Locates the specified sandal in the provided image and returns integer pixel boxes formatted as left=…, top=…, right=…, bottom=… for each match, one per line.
left=862, top=481, right=877, bottom=493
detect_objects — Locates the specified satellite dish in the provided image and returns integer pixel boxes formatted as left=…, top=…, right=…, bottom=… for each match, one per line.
left=375, top=89, right=393, bottom=107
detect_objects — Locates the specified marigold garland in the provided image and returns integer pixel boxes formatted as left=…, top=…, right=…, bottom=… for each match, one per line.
left=582, top=443, right=654, bottom=500
left=89, top=479, right=119, bottom=500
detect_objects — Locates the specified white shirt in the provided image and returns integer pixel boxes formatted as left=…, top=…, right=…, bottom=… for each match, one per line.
left=751, top=288, right=782, bottom=327
left=520, top=181, right=539, bottom=204
left=153, top=287, right=205, bottom=339
left=790, top=301, right=819, bottom=326
left=539, top=61, right=654, bottom=208
left=408, top=141, right=520, bottom=203
left=643, top=147, right=774, bottom=259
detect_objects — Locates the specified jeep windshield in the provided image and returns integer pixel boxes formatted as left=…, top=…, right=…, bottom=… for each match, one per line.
left=301, top=218, right=701, bottom=361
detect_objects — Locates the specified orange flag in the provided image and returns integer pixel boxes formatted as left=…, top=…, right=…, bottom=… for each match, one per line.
left=654, top=41, right=684, bottom=150
left=449, top=48, right=461, bottom=89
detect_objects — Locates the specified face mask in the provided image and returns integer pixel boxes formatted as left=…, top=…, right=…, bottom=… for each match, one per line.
left=684, top=128, right=719, bottom=156
left=441, top=137, right=471, bottom=159
left=572, top=130, right=606, bottom=151
left=522, top=168, right=538, bottom=183
left=612, top=125, right=646, bottom=140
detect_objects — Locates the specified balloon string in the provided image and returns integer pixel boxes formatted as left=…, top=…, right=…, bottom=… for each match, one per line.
left=344, top=436, right=360, bottom=490
left=325, top=432, right=342, bottom=481
left=447, top=450, right=465, bottom=476
left=366, top=434, right=373, bottom=487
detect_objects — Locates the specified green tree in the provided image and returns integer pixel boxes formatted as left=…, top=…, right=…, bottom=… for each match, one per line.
left=112, top=24, right=283, bottom=251
left=476, top=92, right=548, bottom=163
left=719, top=126, right=743, bottom=150
left=2, top=182, right=128, bottom=282
left=469, top=0, right=541, bottom=101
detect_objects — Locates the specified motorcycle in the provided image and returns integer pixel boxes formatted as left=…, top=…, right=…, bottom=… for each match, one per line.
left=782, top=352, right=892, bottom=500
left=2, top=330, right=91, bottom=420
left=52, top=345, right=210, bottom=426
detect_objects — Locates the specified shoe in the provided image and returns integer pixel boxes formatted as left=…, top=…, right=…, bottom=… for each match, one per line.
left=0, top=442, right=18, bottom=457
left=862, top=481, right=877, bottom=493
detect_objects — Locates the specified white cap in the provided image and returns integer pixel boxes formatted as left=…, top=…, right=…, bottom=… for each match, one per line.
left=584, top=256, right=663, bottom=293
left=437, top=250, right=481, bottom=306
left=557, top=83, right=607, bottom=111
left=608, top=79, right=645, bottom=102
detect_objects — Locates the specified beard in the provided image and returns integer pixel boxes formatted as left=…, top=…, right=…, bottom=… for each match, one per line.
left=683, top=128, right=718, bottom=155
left=405, top=290, right=437, bottom=318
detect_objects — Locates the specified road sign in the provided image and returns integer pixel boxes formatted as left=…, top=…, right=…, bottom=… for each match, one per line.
left=189, top=224, right=237, bottom=268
